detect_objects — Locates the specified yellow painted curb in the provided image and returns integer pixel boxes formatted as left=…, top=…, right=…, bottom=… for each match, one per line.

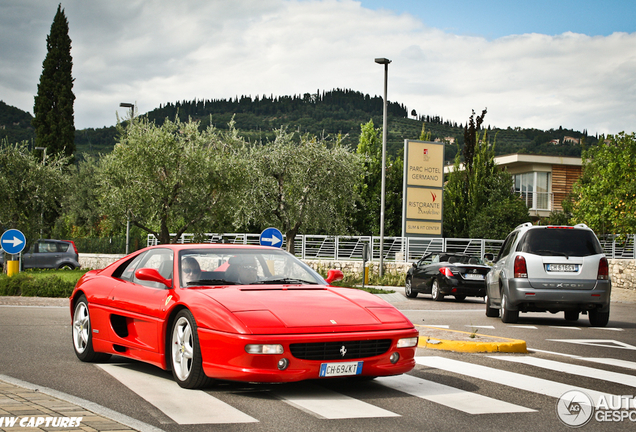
left=416, top=325, right=528, bottom=353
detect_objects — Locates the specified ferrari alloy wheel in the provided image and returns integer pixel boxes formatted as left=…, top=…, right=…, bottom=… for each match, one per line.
left=485, top=294, right=499, bottom=318
left=500, top=292, right=519, bottom=323
left=405, top=277, right=418, bottom=298
left=431, top=280, right=444, bottom=301
left=170, top=309, right=210, bottom=389
left=72, top=295, right=110, bottom=362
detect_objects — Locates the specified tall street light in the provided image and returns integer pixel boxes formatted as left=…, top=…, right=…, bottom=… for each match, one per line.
left=120, top=102, right=134, bottom=254
left=375, top=57, right=391, bottom=277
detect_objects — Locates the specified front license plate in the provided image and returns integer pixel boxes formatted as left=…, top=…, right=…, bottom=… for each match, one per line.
left=464, top=273, right=484, bottom=280
left=319, top=361, right=363, bottom=377
left=546, top=264, right=579, bottom=272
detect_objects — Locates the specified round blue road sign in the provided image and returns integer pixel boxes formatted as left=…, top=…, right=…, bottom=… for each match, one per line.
left=259, top=227, right=283, bottom=248
left=1, top=229, right=26, bottom=255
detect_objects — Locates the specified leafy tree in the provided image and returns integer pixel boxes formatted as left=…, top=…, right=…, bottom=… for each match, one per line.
left=351, top=120, right=404, bottom=236
left=0, top=140, right=70, bottom=247
left=53, top=154, right=103, bottom=238
left=444, top=110, right=529, bottom=238
left=241, top=129, right=362, bottom=254
left=32, top=4, right=75, bottom=159
left=97, top=117, right=246, bottom=244
left=569, top=132, right=636, bottom=236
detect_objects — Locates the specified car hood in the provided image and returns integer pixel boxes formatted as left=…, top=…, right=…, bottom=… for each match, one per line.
left=198, top=285, right=412, bottom=332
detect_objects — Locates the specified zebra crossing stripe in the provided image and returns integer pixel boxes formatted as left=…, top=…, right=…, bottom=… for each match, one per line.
left=415, top=356, right=626, bottom=408
left=272, top=384, right=400, bottom=419
left=378, top=374, right=535, bottom=414
left=490, top=355, right=636, bottom=388
left=97, top=364, right=257, bottom=424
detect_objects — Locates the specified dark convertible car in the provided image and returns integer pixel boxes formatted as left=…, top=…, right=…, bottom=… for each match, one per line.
left=405, top=253, right=491, bottom=301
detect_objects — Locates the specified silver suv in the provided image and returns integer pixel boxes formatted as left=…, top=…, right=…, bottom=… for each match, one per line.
left=485, top=223, right=611, bottom=327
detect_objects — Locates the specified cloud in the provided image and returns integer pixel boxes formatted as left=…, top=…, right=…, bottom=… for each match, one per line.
left=1, top=0, right=635, bottom=134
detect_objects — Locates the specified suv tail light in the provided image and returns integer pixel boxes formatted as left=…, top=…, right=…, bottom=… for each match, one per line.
left=439, top=267, right=454, bottom=277
left=514, top=255, right=528, bottom=278
left=597, top=257, right=609, bottom=280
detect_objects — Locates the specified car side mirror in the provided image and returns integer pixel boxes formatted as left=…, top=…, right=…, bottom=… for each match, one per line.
left=484, top=253, right=494, bottom=262
left=325, top=269, right=344, bottom=284
left=135, top=268, right=172, bottom=288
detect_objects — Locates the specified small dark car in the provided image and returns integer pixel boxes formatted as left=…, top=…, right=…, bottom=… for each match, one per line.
left=405, top=253, right=491, bottom=301
left=0, top=239, right=80, bottom=270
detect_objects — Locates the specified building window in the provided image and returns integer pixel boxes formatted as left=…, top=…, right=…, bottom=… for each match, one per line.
left=514, top=172, right=551, bottom=210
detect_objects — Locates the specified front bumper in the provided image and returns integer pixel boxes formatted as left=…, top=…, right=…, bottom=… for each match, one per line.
left=198, top=327, right=418, bottom=383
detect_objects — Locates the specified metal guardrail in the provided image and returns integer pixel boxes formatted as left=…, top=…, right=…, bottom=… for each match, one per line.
left=147, top=232, right=636, bottom=261
left=146, top=233, right=505, bottom=262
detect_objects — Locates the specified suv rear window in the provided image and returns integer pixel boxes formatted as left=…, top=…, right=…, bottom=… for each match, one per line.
left=518, top=228, right=603, bottom=257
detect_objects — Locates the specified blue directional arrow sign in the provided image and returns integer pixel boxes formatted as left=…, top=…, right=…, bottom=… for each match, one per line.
left=1, top=229, right=26, bottom=255
left=259, top=227, right=283, bottom=248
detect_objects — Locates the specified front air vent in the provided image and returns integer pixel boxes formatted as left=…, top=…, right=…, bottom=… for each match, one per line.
left=290, top=339, right=392, bottom=360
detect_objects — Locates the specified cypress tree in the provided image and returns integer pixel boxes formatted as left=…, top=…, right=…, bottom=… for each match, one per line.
left=32, top=4, right=75, bottom=159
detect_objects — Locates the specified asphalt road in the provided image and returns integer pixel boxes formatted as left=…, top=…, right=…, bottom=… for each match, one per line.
left=1, top=294, right=635, bottom=432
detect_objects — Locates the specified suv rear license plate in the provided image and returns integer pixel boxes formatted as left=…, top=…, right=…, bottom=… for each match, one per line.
left=464, top=273, right=484, bottom=280
left=319, top=361, right=363, bottom=377
left=546, top=264, right=579, bottom=272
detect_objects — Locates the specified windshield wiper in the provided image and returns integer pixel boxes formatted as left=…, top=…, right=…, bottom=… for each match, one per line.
left=250, top=277, right=318, bottom=285
left=533, top=250, right=570, bottom=259
left=187, top=279, right=237, bottom=286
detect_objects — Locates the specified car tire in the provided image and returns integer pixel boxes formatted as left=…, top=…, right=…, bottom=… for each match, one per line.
left=454, top=294, right=466, bottom=302
left=72, top=295, right=111, bottom=362
left=431, top=280, right=444, bottom=301
left=405, top=277, right=418, bottom=298
left=589, top=307, right=610, bottom=327
left=58, top=263, right=75, bottom=270
left=170, top=309, right=211, bottom=389
left=500, top=292, right=518, bottom=323
left=564, top=311, right=580, bottom=322
left=485, top=294, right=499, bottom=318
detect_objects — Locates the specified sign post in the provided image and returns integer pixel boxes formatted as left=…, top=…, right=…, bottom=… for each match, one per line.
left=1, top=229, right=26, bottom=276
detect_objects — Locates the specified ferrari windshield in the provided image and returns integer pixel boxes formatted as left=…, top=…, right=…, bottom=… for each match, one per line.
left=179, top=248, right=324, bottom=287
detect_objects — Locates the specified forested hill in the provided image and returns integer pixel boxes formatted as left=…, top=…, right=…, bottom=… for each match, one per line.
left=2, top=89, right=598, bottom=161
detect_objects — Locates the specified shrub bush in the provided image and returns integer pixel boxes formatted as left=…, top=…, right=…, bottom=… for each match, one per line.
left=0, top=273, right=75, bottom=297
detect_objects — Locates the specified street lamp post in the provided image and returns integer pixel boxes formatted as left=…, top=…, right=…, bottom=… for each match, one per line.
left=375, top=57, right=391, bottom=277
left=119, top=103, right=134, bottom=254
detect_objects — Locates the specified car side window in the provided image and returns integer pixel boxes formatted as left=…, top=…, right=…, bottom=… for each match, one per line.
left=116, top=253, right=146, bottom=282
left=431, top=254, right=440, bottom=264
left=132, top=249, right=174, bottom=289
left=497, top=232, right=518, bottom=261
left=418, top=254, right=433, bottom=267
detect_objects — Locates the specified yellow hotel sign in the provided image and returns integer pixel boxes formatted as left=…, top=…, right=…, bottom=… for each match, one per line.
left=402, top=140, right=445, bottom=237
left=406, top=141, right=444, bottom=188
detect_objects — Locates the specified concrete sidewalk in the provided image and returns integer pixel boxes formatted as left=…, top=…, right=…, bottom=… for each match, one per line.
left=0, top=375, right=162, bottom=432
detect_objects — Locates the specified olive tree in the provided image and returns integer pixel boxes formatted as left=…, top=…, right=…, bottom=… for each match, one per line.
left=97, top=117, right=246, bottom=244
left=240, top=129, right=363, bottom=254
left=0, top=140, right=70, bottom=245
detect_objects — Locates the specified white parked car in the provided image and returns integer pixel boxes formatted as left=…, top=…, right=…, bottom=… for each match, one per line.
left=485, top=223, right=611, bottom=326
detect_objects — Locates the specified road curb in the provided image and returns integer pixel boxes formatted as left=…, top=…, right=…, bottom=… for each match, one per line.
left=417, top=325, right=528, bottom=353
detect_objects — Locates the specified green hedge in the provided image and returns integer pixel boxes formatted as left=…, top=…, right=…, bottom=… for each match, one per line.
left=0, top=273, right=75, bottom=297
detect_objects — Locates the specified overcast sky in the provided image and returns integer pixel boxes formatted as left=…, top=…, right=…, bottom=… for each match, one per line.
left=1, top=0, right=635, bottom=135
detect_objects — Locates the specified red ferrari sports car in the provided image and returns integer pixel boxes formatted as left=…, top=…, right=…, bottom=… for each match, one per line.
left=70, top=244, right=419, bottom=388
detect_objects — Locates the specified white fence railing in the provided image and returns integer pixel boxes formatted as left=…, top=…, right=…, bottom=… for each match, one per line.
left=147, top=233, right=636, bottom=261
